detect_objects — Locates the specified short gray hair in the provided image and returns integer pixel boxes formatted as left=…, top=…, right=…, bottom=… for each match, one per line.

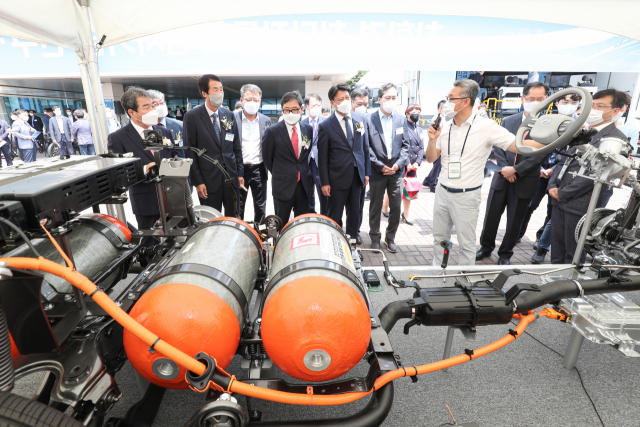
left=121, top=87, right=151, bottom=114
left=147, top=89, right=165, bottom=101
left=453, top=79, right=479, bottom=103
left=240, top=84, right=262, bottom=99
left=73, top=109, right=84, bottom=118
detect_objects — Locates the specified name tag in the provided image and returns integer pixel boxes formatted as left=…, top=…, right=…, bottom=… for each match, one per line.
left=225, top=133, right=234, bottom=141
left=396, top=128, right=404, bottom=135
left=449, top=162, right=462, bottom=179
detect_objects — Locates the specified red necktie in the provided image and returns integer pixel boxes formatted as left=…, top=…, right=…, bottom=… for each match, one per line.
left=291, top=126, right=300, bottom=181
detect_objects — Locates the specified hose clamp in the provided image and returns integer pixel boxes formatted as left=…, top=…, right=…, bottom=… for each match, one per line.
left=572, top=280, right=585, bottom=298
left=512, top=300, right=518, bottom=312
left=411, top=306, right=416, bottom=320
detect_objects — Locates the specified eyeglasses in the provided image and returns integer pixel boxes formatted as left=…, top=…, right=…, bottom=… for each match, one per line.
left=523, top=97, right=547, bottom=103
left=445, top=97, right=468, bottom=103
left=380, top=95, right=397, bottom=101
left=592, top=104, right=613, bottom=110
left=283, top=108, right=301, bottom=114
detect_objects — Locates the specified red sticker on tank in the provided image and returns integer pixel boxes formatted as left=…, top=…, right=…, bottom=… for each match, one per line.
left=291, top=233, right=319, bottom=250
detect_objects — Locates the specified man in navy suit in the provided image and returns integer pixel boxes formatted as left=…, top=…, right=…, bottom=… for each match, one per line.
left=183, top=74, right=243, bottom=216
left=107, top=87, right=178, bottom=246
left=234, top=84, right=272, bottom=223
left=263, top=91, right=313, bottom=223
left=364, top=83, right=408, bottom=252
left=48, top=106, right=74, bottom=156
left=317, top=83, right=370, bottom=240
left=301, top=93, right=326, bottom=215
left=351, top=88, right=371, bottom=245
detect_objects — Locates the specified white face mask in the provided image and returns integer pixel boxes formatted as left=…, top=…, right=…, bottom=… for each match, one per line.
left=611, top=110, right=624, bottom=122
left=382, top=99, right=398, bottom=114
left=283, top=113, right=301, bottom=125
left=208, top=93, right=223, bottom=108
left=557, top=104, right=578, bottom=116
left=309, top=106, right=322, bottom=118
left=523, top=101, right=540, bottom=114
left=243, top=101, right=260, bottom=115
left=136, top=109, right=159, bottom=126
left=19, top=115, right=28, bottom=121
left=355, top=105, right=367, bottom=115
left=442, top=99, right=465, bottom=118
left=156, top=104, right=168, bottom=119
left=585, top=109, right=612, bottom=127
left=335, top=99, right=351, bottom=115
left=105, top=110, right=113, bottom=119
left=54, top=110, right=62, bottom=117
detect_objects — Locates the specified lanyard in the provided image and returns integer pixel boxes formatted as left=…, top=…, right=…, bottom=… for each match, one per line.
left=448, top=115, right=475, bottom=158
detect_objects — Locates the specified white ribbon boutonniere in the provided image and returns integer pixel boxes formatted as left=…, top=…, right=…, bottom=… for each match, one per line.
left=220, top=116, right=234, bottom=131
left=162, top=137, right=172, bottom=146
left=355, top=121, right=364, bottom=133
left=302, top=135, right=310, bottom=150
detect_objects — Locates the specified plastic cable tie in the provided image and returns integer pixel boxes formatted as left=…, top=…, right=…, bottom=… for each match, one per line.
left=89, top=287, right=104, bottom=297
left=306, top=386, right=313, bottom=395
left=148, top=337, right=161, bottom=354
left=508, top=329, right=518, bottom=337
left=464, top=349, right=474, bottom=359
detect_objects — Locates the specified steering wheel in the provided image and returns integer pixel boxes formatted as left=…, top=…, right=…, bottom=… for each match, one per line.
left=515, top=87, right=592, bottom=157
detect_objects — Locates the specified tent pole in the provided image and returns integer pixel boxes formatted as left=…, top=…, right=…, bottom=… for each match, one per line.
left=77, top=57, right=102, bottom=153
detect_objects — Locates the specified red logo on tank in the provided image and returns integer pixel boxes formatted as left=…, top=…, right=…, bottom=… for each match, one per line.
left=291, top=233, right=319, bottom=250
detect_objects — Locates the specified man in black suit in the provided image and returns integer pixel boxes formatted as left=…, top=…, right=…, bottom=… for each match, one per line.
left=183, top=74, right=243, bottom=217
left=317, top=83, right=370, bottom=240
left=107, top=87, right=177, bottom=246
left=28, top=110, right=44, bottom=149
left=477, top=82, right=550, bottom=265
left=351, top=88, right=371, bottom=245
left=263, top=91, right=313, bottom=223
left=364, top=83, right=408, bottom=252
left=301, top=93, right=327, bottom=215
left=235, top=84, right=272, bottom=223
left=548, top=88, right=628, bottom=264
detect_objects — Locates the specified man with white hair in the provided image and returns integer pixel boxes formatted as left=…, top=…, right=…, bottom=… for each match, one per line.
left=147, top=89, right=183, bottom=146
left=104, top=105, right=121, bottom=134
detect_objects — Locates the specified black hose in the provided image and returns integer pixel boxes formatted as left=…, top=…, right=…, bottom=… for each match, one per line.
left=378, top=301, right=413, bottom=333
left=246, top=383, right=394, bottom=427
left=0, top=217, right=41, bottom=258
left=514, top=275, right=640, bottom=313
left=0, top=297, right=14, bottom=392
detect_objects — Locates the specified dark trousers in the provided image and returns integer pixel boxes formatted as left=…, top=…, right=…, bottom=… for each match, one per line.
left=519, top=177, right=551, bottom=239
left=274, top=180, right=309, bottom=225
left=0, top=143, right=13, bottom=167
left=327, top=167, right=363, bottom=240
left=58, top=134, right=74, bottom=156
left=308, top=159, right=328, bottom=216
left=423, top=156, right=441, bottom=188
left=602, top=187, right=614, bottom=207
left=239, top=163, right=267, bottom=223
left=200, top=180, right=238, bottom=218
left=20, top=147, right=37, bottom=163
left=357, top=185, right=366, bottom=234
left=369, top=176, right=402, bottom=242
left=479, top=184, right=531, bottom=259
left=136, top=214, right=160, bottom=247
left=550, top=206, right=585, bottom=264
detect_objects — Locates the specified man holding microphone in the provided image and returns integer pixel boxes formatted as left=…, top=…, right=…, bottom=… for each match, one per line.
left=425, top=79, right=543, bottom=266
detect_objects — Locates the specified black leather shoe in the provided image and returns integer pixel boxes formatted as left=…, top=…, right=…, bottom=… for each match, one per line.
left=382, top=212, right=389, bottom=218
left=533, top=239, right=539, bottom=251
left=498, top=257, right=511, bottom=265
left=476, top=250, right=491, bottom=260
left=429, top=187, right=436, bottom=193
left=531, top=248, right=548, bottom=264
left=355, top=234, right=363, bottom=245
left=516, top=238, right=522, bottom=244
left=401, top=213, right=413, bottom=225
left=385, top=238, right=397, bottom=253
left=358, top=251, right=363, bottom=261
left=371, top=241, right=381, bottom=250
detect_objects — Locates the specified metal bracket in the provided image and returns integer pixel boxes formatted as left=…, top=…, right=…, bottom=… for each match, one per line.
left=504, top=282, right=541, bottom=306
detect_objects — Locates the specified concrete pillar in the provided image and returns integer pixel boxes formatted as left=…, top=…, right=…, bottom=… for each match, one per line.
left=101, top=82, right=126, bottom=124
left=0, top=99, right=8, bottom=123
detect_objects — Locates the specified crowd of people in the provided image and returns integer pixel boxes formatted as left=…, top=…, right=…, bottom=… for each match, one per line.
left=4, top=75, right=638, bottom=267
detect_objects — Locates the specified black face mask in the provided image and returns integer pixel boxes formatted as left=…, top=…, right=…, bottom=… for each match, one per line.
left=409, top=112, right=420, bottom=123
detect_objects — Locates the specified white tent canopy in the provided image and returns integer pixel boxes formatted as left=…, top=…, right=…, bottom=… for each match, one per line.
left=0, top=0, right=639, bottom=54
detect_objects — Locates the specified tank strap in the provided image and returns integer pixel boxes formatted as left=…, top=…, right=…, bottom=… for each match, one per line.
left=264, top=260, right=365, bottom=302
left=76, top=217, right=125, bottom=248
left=155, top=263, right=248, bottom=319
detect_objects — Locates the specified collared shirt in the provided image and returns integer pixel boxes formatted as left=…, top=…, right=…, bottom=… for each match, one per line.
left=107, top=118, right=120, bottom=134
left=285, top=121, right=303, bottom=156
left=241, top=112, right=262, bottom=164
left=11, top=120, right=36, bottom=149
left=131, top=121, right=152, bottom=140
left=435, top=112, right=514, bottom=188
left=205, top=104, right=221, bottom=129
left=379, top=109, right=395, bottom=159
left=56, top=117, right=65, bottom=134
left=160, top=118, right=167, bottom=127
left=334, top=111, right=353, bottom=139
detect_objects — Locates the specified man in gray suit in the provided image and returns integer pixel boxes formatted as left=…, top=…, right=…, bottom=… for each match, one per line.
left=48, top=106, right=74, bottom=155
left=548, top=88, right=628, bottom=264
left=364, top=83, right=408, bottom=252
left=235, top=84, right=272, bottom=223
left=301, top=93, right=327, bottom=215
left=477, top=82, right=550, bottom=265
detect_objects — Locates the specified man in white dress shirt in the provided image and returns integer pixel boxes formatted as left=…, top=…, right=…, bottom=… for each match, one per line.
left=425, top=79, right=543, bottom=266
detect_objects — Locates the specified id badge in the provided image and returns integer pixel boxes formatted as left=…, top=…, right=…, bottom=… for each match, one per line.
left=449, top=162, right=462, bottom=179
left=225, top=133, right=234, bottom=142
